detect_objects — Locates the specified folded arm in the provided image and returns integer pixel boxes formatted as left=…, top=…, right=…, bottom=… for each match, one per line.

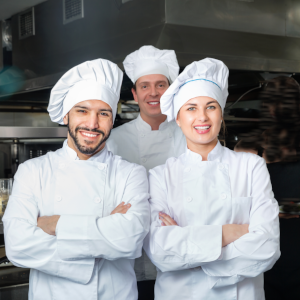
left=3, top=164, right=94, bottom=284
left=201, top=157, right=280, bottom=288
left=56, top=164, right=150, bottom=261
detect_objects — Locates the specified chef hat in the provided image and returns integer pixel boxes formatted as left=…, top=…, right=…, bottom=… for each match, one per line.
left=160, top=58, right=229, bottom=121
left=48, top=58, right=123, bottom=124
left=123, top=45, right=179, bottom=84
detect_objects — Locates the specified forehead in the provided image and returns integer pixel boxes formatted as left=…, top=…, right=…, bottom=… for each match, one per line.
left=72, top=99, right=112, bottom=110
left=136, top=74, right=169, bottom=85
left=186, top=96, right=218, bottom=105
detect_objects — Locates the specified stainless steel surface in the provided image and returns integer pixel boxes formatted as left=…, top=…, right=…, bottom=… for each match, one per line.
left=0, top=283, right=29, bottom=290
left=0, top=127, right=67, bottom=139
left=1, top=20, right=12, bottom=51
left=166, top=0, right=286, bottom=36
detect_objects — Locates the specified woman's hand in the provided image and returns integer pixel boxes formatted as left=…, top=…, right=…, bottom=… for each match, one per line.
left=222, top=224, right=249, bottom=247
left=110, top=202, right=131, bottom=215
left=159, top=212, right=178, bottom=226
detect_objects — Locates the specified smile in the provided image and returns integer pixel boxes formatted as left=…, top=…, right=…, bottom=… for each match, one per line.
left=80, top=131, right=100, bottom=138
left=148, top=102, right=160, bottom=106
left=194, top=125, right=211, bottom=134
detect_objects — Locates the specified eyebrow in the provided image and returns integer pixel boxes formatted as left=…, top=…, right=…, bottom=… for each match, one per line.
left=138, top=80, right=168, bottom=85
left=185, top=100, right=218, bottom=106
left=74, top=105, right=112, bottom=112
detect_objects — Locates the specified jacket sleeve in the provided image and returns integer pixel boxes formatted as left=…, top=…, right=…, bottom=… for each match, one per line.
left=201, top=157, right=280, bottom=289
left=143, top=166, right=223, bottom=273
left=3, top=162, right=94, bottom=284
left=56, top=164, right=150, bottom=261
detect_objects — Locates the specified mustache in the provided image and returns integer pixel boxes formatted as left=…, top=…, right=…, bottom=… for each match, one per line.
left=75, top=127, right=105, bottom=136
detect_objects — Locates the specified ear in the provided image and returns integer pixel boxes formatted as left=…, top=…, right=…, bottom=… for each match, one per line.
left=131, top=88, right=138, bottom=103
left=63, top=113, right=69, bottom=125
left=176, top=114, right=181, bottom=127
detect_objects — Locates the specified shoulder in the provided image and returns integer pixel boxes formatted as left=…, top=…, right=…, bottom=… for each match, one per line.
left=110, top=119, right=136, bottom=136
left=108, top=152, right=147, bottom=177
left=149, top=155, right=180, bottom=178
left=223, top=146, right=265, bottom=169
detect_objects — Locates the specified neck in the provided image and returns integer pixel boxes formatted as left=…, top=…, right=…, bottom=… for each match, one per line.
left=140, top=111, right=167, bottom=130
left=187, top=138, right=218, bottom=161
left=67, top=134, right=105, bottom=160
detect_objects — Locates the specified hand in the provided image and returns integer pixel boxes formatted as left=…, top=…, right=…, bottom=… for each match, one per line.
left=159, top=212, right=178, bottom=226
left=37, top=215, right=60, bottom=236
left=110, top=202, right=131, bottom=215
left=222, top=224, right=249, bottom=247
left=279, top=213, right=299, bottom=219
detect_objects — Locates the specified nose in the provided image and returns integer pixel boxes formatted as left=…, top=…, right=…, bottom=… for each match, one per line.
left=197, top=107, right=208, bottom=123
left=149, top=85, right=159, bottom=97
left=85, top=112, right=99, bottom=130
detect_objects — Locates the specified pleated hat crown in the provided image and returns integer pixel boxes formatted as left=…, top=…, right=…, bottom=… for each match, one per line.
left=123, top=45, right=179, bottom=84
left=48, top=58, right=123, bottom=124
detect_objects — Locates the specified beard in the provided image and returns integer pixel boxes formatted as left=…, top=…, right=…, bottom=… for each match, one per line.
left=67, top=123, right=111, bottom=156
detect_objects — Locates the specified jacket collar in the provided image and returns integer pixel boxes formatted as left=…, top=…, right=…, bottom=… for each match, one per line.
left=136, top=114, right=169, bottom=132
left=63, top=139, right=108, bottom=162
left=185, top=140, right=223, bottom=163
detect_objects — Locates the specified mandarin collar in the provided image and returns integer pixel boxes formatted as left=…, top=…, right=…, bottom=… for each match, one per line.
left=136, top=114, right=169, bottom=132
left=185, top=140, right=224, bottom=163
left=63, top=139, right=108, bottom=163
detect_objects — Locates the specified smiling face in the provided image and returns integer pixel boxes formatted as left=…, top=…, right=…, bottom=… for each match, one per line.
left=176, top=96, right=222, bottom=151
left=132, top=74, right=169, bottom=119
left=63, top=99, right=113, bottom=160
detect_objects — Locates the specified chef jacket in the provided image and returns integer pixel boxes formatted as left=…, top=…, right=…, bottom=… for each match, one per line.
left=106, top=114, right=186, bottom=281
left=144, top=141, right=280, bottom=300
left=107, top=115, right=186, bottom=281
left=3, top=140, right=150, bottom=300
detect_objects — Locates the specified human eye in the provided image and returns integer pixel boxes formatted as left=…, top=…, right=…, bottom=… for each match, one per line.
left=187, top=107, right=196, bottom=111
left=207, top=105, right=216, bottom=110
left=100, top=112, right=109, bottom=117
left=78, top=109, right=87, bottom=113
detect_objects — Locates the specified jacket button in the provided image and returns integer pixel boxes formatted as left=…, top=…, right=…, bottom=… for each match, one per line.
left=59, top=163, right=65, bottom=169
left=98, top=165, right=105, bottom=170
left=219, top=164, right=224, bottom=170
left=56, top=195, right=62, bottom=202
left=142, top=158, right=147, bottom=163
left=168, top=133, right=172, bottom=138
left=140, top=133, right=145, bottom=138
left=221, top=193, right=227, bottom=199
left=186, top=197, right=192, bottom=202
left=94, top=197, right=102, bottom=203
left=184, top=167, right=191, bottom=172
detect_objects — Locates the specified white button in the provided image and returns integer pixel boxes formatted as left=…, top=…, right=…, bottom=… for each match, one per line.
left=168, top=133, right=172, bottom=138
left=219, top=164, right=224, bottom=170
left=142, top=158, right=147, bottom=163
left=140, top=133, right=145, bottom=138
left=186, top=197, right=192, bottom=202
left=184, top=167, right=191, bottom=172
left=59, top=163, right=65, bottom=169
left=56, top=195, right=62, bottom=202
left=98, top=165, right=105, bottom=170
left=94, top=197, right=102, bottom=203
left=221, top=193, right=227, bottom=199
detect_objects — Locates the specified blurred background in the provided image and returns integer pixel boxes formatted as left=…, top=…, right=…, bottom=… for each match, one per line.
left=1, top=1, right=300, bottom=298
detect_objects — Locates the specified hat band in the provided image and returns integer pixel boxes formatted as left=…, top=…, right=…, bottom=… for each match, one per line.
left=179, top=78, right=221, bottom=90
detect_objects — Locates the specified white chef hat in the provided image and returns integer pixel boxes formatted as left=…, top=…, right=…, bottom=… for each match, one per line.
left=160, top=58, right=229, bottom=121
left=123, top=45, right=179, bottom=84
left=48, top=58, right=123, bottom=124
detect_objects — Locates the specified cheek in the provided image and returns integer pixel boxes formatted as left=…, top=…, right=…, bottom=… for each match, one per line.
left=178, top=112, right=196, bottom=129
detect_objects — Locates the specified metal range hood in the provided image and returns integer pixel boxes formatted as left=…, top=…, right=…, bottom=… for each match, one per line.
left=1, top=0, right=300, bottom=98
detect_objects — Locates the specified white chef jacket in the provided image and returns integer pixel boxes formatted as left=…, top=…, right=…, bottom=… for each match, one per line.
left=144, top=141, right=280, bottom=300
left=3, top=140, right=150, bottom=300
left=106, top=114, right=186, bottom=281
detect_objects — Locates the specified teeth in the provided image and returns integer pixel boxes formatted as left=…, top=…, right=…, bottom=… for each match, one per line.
left=148, top=102, right=159, bottom=105
left=82, top=132, right=97, bottom=137
left=195, top=126, right=210, bottom=130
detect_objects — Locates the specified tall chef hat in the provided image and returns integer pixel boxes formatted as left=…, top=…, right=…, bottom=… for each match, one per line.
left=160, top=58, right=229, bottom=121
left=123, top=45, right=179, bottom=84
left=48, top=58, right=123, bottom=125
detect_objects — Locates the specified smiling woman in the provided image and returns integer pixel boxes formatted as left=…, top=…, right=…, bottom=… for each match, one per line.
left=63, top=99, right=113, bottom=159
left=144, top=58, right=280, bottom=300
